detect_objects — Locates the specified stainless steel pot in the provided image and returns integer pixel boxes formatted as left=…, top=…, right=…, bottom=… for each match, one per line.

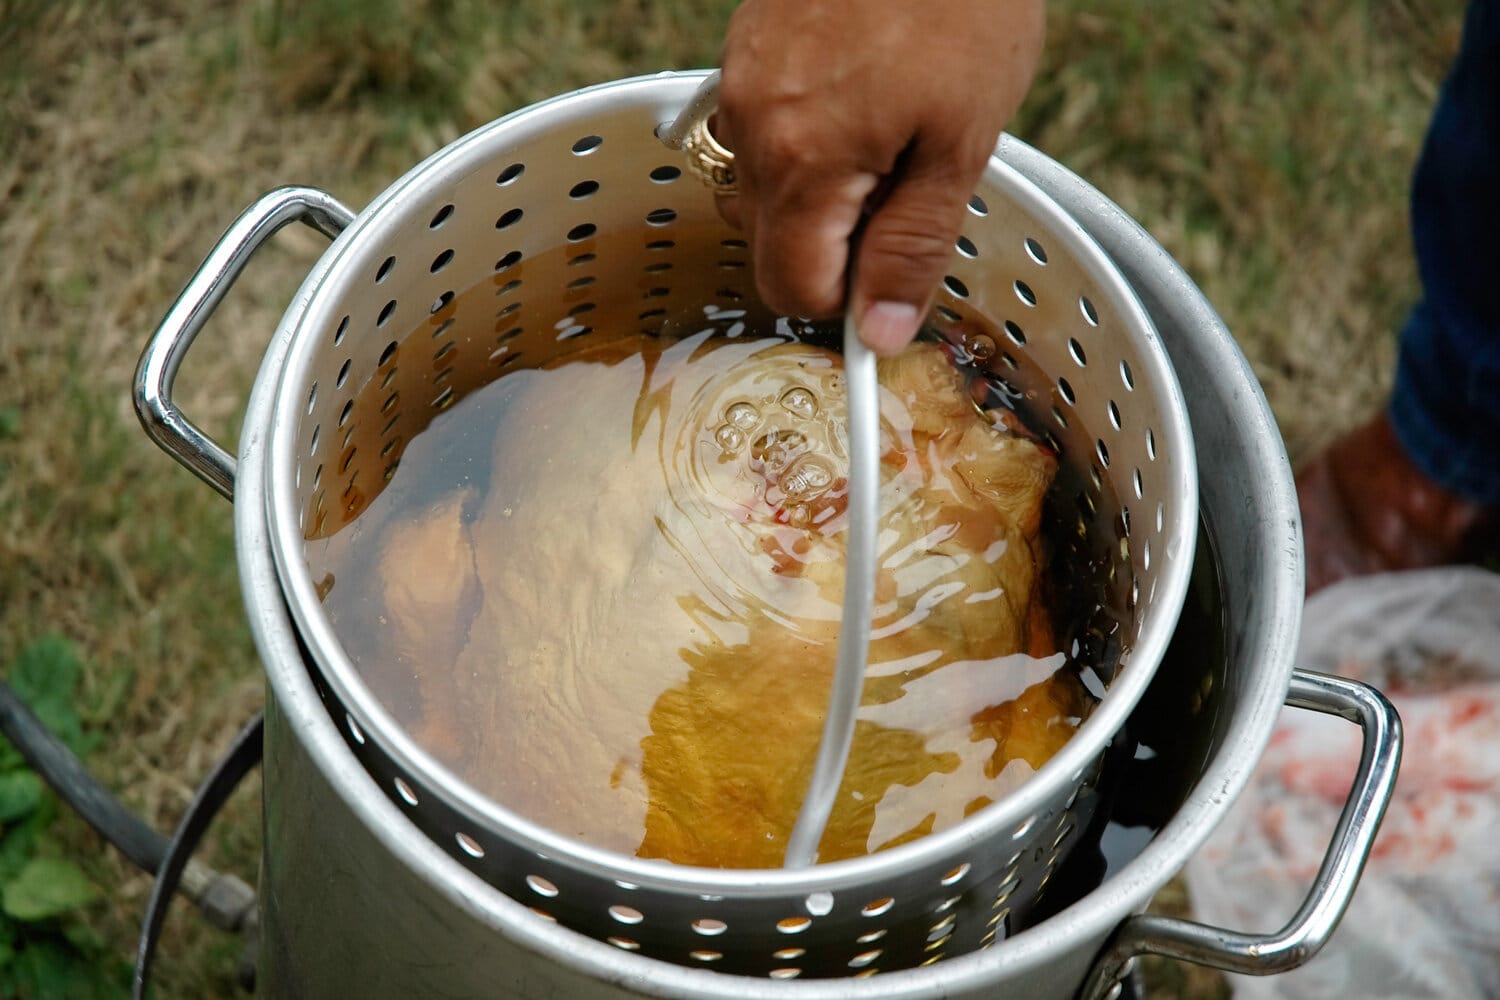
left=134, top=72, right=1400, bottom=998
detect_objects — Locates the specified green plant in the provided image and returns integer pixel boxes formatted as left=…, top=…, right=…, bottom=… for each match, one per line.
left=0, top=636, right=129, bottom=999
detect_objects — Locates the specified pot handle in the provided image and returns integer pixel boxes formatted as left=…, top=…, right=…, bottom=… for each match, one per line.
left=134, top=186, right=356, bottom=502
left=1078, top=669, right=1402, bottom=1000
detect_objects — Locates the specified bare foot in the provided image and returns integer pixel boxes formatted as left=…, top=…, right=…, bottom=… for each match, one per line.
left=1295, top=411, right=1492, bottom=595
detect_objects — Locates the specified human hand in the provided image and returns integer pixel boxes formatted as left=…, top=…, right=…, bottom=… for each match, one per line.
left=716, top=0, right=1044, bottom=355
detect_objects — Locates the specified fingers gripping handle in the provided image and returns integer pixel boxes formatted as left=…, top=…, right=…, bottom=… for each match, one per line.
left=134, top=186, right=355, bottom=501
left=1079, top=670, right=1403, bottom=999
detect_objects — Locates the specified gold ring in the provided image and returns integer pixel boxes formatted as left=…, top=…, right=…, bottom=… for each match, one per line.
left=681, top=115, right=737, bottom=195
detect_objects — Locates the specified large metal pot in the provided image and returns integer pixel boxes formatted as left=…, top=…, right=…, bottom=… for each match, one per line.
left=135, top=73, right=1399, bottom=998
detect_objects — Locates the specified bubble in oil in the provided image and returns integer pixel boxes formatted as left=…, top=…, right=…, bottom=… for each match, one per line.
left=715, top=424, right=746, bottom=453
left=966, top=333, right=996, bottom=361
left=779, top=386, right=818, bottom=420
left=779, top=455, right=834, bottom=501
left=726, top=401, right=761, bottom=430
left=750, top=429, right=808, bottom=473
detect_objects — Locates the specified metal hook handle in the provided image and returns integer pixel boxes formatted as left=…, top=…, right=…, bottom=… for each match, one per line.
left=1079, top=669, right=1403, bottom=999
left=134, top=186, right=355, bottom=501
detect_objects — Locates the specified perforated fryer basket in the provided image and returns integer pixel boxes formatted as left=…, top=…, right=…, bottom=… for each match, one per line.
left=253, top=71, right=1197, bottom=980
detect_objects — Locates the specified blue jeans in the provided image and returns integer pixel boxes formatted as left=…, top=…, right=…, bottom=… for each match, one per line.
left=1389, top=0, right=1500, bottom=505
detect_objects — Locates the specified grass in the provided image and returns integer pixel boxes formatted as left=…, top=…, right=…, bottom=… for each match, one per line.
left=0, top=0, right=1468, bottom=995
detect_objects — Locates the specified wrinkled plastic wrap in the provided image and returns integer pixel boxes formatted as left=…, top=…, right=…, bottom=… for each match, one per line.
left=1185, top=567, right=1500, bottom=999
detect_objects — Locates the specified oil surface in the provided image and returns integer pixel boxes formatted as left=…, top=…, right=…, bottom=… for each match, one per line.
left=316, top=313, right=1111, bottom=867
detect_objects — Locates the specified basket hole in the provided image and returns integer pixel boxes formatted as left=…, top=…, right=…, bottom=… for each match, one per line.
left=1004, top=320, right=1026, bottom=346
left=430, top=291, right=454, bottom=314
left=1014, top=279, right=1037, bottom=307
left=777, top=917, right=811, bottom=934
left=650, top=165, right=682, bottom=182
left=643, top=261, right=672, bottom=274
left=1024, top=237, right=1049, bottom=265
left=690, top=951, right=722, bottom=962
left=1120, top=359, right=1135, bottom=391
left=1146, top=427, right=1157, bottom=460
left=375, top=256, right=396, bottom=283
left=567, top=222, right=597, bottom=242
left=645, top=287, right=670, bottom=298
left=968, top=193, right=989, bottom=216
left=567, top=275, right=596, bottom=289
left=1080, top=295, right=1100, bottom=326
left=718, top=259, right=746, bottom=269
left=715, top=288, right=744, bottom=301
left=572, top=134, right=603, bottom=155
left=857, top=928, right=887, bottom=945
left=557, top=324, right=591, bottom=340
left=335, top=359, right=351, bottom=389
left=377, top=340, right=398, bottom=367
left=1068, top=338, right=1087, bottom=367
left=646, top=207, right=677, bottom=226
left=496, top=208, right=524, bottom=230
left=943, top=275, right=969, bottom=298
left=1143, top=538, right=1153, bottom=570
left=1096, top=439, right=1111, bottom=468
left=1051, top=405, right=1068, bottom=429
left=432, top=386, right=455, bottom=410
left=774, top=947, right=805, bottom=960
left=608, top=937, right=639, bottom=951
left=496, top=279, right=522, bottom=298
left=311, top=463, right=323, bottom=489
left=338, top=400, right=353, bottom=427
left=861, top=897, right=895, bottom=918
left=955, top=235, right=978, bottom=259
left=345, top=713, right=365, bottom=745
left=393, top=777, right=418, bottom=807
left=530, top=908, right=556, bottom=923
left=526, top=875, right=559, bottom=898
left=850, top=950, right=882, bottom=968
left=429, top=203, right=454, bottom=229
left=691, top=918, right=727, bottom=937
left=929, top=914, right=957, bottom=937
left=1013, top=815, right=1037, bottom=839
left=805, top=892, right=833, bottom=916
left=647, top=239, right=676, bottom=250
left=609, top=905, right=644, bottom=925
left=935, top=305, right=961, bottom=323
left=377, top=300, right=397, bottom=328
left=639, top=308, right=667, bottom=320
left=1108, top=399, right=1122, bottom=430
left=495, top=250, right=522, bottom=273
left=720, top=238, right=748, bottom=249
left=1057, top=376, right=1076, bottom=405
left=333, top=315, right=349, bottom=346
left=456, top=833, right=484, bottom=859
left=305, top=381, right=318, bottom=415
left=1156, top=501, right=1166, bottom=533
left=308, top=425, right=320, bottom=457
left=940, top=863, right=971, bottom=887
left=496, top=162, right=525, bottom=186
left=430, top=248, right=455, bottom=274
left=1133, top=467, right=1144, bottom=499
left=769, top=969, right=801, bottom=980
left=568, top=252, right=597, bottom=267
left=568, top=302, right=596, bottom=317
left=569, top=179, right=600, bottom=199
left=496, top=301, right=522, bottom=322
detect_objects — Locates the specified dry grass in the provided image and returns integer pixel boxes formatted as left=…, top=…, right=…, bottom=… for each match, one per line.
left=0, top=0, right=1466, bottom=995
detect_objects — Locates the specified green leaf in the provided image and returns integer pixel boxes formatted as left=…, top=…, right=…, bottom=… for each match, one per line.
left=5, top=636, right=89, bottom=758
left=0, top=773, right=41, bottom=825
left=0, top=408, right=18, bottom=441
left=2, top=858, right=97, bottom=922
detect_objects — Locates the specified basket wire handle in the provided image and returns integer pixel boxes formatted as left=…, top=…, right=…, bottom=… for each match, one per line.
left=663, top=77, right=880, bottom=867
left=785, top=306, right=880, bottom=868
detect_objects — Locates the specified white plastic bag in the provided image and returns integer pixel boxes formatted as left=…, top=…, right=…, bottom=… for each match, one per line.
left=1184, top=567, right=1500, bottom=1000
